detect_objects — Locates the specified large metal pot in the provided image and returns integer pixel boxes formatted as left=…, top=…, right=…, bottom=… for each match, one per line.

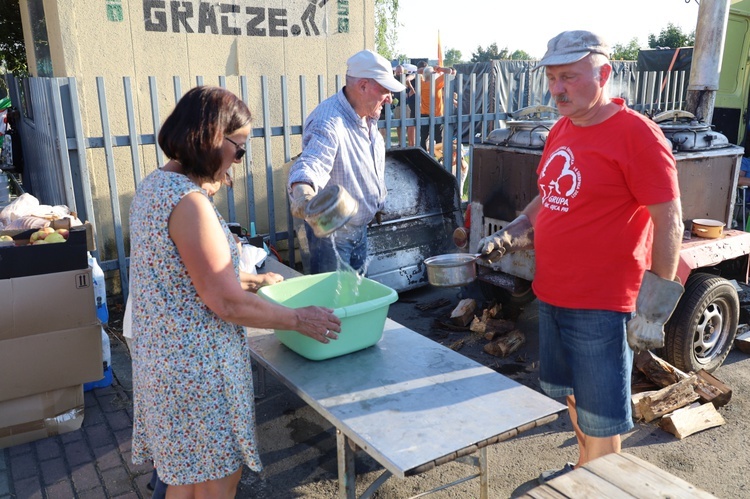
left=424, top=254, right=477, bottom=287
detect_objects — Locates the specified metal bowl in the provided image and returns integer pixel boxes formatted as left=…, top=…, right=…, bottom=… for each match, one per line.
left=424, top=253, right=477, bottom=287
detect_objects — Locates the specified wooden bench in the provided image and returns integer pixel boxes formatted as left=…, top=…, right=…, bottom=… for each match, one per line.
left=521, top=452, right=717, bottom=499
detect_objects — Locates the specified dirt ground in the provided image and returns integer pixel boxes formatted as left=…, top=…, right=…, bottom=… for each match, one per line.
left=110, top=280, right=750, bottom=498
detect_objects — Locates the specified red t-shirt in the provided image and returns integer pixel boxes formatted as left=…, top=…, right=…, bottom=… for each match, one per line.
left=532, top=99, right=680, bottom=312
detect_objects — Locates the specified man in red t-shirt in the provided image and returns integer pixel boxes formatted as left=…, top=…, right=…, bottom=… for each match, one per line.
left=477, top=30, right=684, bottom=483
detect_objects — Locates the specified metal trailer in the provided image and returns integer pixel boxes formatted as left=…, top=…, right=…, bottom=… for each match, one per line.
left=468, top=107, right=749, bottom=374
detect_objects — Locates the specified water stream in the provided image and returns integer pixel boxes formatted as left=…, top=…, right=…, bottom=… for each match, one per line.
left=329, top=232, right=371, bottom=308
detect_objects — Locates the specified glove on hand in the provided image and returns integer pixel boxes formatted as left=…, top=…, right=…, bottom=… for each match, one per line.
left=627, top=271, right=684, bottom=351
left=290, top=183, right=315, bottom=219
left=476, top=214, right=534, bottom=265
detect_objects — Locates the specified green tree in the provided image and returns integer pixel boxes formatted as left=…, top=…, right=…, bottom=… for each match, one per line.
left=444, top=47, right=462, bottom=67
left=509, top=49, right=532, bottom=61
left=648, top=23, right=695, bottom=49
left=375, top=0, right=399, bottom=61
left=0, top=0, right=28, bottom=75
left=611, top=37, right=642, bottom=60
left=470, top=43, right=509, bottom=62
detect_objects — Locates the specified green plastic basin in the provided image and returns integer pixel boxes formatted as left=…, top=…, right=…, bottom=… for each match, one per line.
left=257, top=271, right=399, bottom=360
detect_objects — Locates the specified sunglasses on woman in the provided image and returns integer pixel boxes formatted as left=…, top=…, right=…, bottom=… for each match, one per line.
left=224, top=137, right=247, bottom=161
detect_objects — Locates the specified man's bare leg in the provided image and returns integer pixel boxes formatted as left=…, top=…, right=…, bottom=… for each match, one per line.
left=566, top=395, right=620, bottom=467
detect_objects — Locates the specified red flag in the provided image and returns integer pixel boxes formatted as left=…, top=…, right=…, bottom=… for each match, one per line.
left=437, top=30, right=443, bottom=67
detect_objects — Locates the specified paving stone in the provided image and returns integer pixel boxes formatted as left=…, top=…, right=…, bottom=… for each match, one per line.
left=71, top=462, right=101, bottom=493
left=34, top=438, right=62, bottom=461
left=134, top=471, right=153, bottom=498
left=9, top=452, right=37, bottom=481
left=98, top=393, right=130, bottom=413
left=7, top=443, right=33, bottom=458
left=94, top=445, right=123, bottom=472
left=106, top=410, right=133, bottom=432
left=76, top=485, right=107, bottom=499
left=112, top=492, right=140, bottom=499
left=0, top=450, right=6, bottom=471
left=0, top=469, right=9, bottom=496
left=39, top=457, right=67, bottom=486
left=60, top=429, right=84, bottom=444
left=122, top=451, right=153, bottom=476
left=45, top=480, right=74, bottom=499
left=114, top=429, right=133, bottom=454
left=63, top=439, right=93, bottom=468
left=101, top=466, right=133, bottom=497
left=12, top=476, right=43, bottom=499
left=82, top=404, right=106, bottom=426
left=85, top=423, right=114, bottom=448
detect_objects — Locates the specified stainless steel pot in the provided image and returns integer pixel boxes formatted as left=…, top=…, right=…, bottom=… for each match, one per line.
left=424, top=253, right=478, bottom=287
left=304, top=184, right=358, bottom=238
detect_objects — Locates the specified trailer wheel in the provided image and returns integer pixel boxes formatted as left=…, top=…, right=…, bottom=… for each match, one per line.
left=663, top=273, right=739, bottom=373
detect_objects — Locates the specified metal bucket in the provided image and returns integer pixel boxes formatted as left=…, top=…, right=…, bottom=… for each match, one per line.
left=424, top=253, right=478, bottom=287
left=304, top=184, right=358, bottom=238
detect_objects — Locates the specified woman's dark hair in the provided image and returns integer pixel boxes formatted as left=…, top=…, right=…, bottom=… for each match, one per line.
left=158, top=86, right=251, bottom=182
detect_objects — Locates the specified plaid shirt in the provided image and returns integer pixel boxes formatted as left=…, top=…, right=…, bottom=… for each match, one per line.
left=288, top=88, right=386, bottom=228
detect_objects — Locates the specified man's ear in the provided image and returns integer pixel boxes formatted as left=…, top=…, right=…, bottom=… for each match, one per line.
left=599, top=64, right=612, bottom=87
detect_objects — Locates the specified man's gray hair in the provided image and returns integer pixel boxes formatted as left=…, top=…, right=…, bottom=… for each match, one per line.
left=590, top=53, right=610, bottom=80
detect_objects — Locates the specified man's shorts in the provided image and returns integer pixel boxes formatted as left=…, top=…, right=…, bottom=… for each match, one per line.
left=538, top=301, right=634, bottom=438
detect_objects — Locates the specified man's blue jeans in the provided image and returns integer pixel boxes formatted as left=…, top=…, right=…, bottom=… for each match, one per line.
left=304, top=223, right=368, bottom=274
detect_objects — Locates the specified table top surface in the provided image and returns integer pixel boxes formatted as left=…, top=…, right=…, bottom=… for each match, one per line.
left=247, top=260, right=566, bottom=478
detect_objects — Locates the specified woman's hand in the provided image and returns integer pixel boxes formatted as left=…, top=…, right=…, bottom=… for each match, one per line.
left=294, top=306, right=342, bottom=344
left=259, top=272, right=283, bottom=287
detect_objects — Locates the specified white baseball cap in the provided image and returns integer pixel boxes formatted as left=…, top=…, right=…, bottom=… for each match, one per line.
left=347, top=50, right=407, bottom=93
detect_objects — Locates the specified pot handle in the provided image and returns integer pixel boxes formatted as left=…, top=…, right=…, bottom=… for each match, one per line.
left=694, top=228, right=708, bottom=233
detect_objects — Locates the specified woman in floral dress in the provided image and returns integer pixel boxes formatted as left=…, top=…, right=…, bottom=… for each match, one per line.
left=129, top=86, right=341, bottom=498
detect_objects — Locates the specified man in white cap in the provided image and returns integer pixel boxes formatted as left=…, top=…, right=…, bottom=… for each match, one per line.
left=477, top=30, right=684, bottom=482
left=288, top=50, right=405, bottom=274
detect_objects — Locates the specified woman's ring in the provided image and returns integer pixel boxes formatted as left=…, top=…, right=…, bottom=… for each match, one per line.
left=325, top=330, right=331, bottom=337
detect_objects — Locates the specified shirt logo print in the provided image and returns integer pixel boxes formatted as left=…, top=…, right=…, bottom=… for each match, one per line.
left=539, top=146, right=581, bottom=213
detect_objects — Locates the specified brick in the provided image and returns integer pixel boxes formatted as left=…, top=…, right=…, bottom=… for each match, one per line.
left=12, top=476, right=43, bottom=499
left=9, top=452, right=37, bottom=481
left=101, top=466, right=132, bottom=497
left=45, top=480, right=74, bottom=499
left=34, top=438, right=62, bottom=461
left=85, top=423, right=114, bottom=448
left=63, top=439, right=92, bottom=468
left=83, top=391, right=98, bottom=408
left=93, top=445, right=122, bottom=472
left=7, top=443, right=33, bottom=458
left=39, top=457, right=67, bottom=486
left=105, top=410, right=133, bottom=432
left=76, top=485, right=106, bottom=499
left=121, top=452, right=153, bottom=476
left=71, top=462, right=101, bottom=493
left=98, top=394, right=130, bottom=414
left=113, top=429, right=132, bottom=454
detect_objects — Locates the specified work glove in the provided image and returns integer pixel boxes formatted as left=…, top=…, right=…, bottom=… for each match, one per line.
left=476, top=214, right=534, bottom=265
left=290, top=183, right=315, bottom=219
left=627, top=271, right=684, bottom=351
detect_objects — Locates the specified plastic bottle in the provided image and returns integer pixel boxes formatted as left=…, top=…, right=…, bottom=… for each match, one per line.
left=84, top=326, right=113, bottom=391
left=88, top=252, right=109, bottom=325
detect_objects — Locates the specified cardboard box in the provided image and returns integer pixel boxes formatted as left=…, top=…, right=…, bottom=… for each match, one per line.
left=0, top=225, right=88, bottom=279
left=0, top=324, right=102, bottom=402
left=0, top=267, right=96, bottom=341
left=0, top=385, right=84, bottom=449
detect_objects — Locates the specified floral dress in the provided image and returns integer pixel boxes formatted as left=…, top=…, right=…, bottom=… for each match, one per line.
left=129, top=169, right=261, bottom=485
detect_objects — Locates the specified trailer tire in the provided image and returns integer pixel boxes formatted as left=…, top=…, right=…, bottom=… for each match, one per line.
left=663, top=272, right=739, bottom=373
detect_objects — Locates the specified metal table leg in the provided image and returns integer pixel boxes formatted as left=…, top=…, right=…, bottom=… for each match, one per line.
left=337, top=429, right=356, bottom=499
left=479, top=446, right=488, bottom=499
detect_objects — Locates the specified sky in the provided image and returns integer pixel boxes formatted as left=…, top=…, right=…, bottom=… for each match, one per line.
left=395, top=0, right=701, bottom=61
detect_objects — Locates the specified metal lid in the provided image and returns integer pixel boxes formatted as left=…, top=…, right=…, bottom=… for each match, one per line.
left=485, top=105, right=559, bottom=150
left=653, top=110, right=730, bottom=152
